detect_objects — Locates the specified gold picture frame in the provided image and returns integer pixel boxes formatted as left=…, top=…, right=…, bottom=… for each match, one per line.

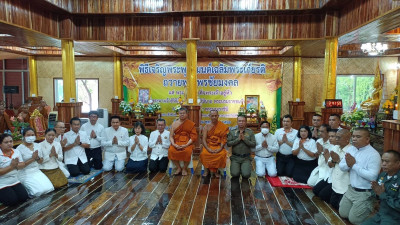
left=137, top=88, right=151, bottom=104
left=245, top=95, right=260, bottom=111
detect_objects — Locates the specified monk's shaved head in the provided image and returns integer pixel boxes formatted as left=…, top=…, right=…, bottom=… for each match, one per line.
left=209, top=110, right=218, bottom=115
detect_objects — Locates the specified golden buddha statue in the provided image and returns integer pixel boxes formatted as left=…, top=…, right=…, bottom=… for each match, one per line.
left=361, top=65, right=382, bottom=111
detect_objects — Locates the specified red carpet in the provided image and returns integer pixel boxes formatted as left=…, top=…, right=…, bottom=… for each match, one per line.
left=266, top=176, right=312, bottom=189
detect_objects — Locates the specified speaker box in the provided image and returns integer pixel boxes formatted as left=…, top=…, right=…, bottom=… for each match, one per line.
left=3, top=86, right=19, bottom=94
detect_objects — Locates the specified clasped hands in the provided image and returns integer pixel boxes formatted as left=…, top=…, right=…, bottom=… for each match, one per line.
left=173, top=142, right=189, bottom=151
left=371, top=181, right=385, bottom=196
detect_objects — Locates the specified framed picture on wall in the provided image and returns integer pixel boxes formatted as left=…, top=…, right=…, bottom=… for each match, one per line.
left=245, top=95, right=260, bottom=110
left=138, top=88, right=151, bottom=104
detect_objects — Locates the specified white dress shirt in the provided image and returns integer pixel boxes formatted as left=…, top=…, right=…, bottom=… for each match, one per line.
left=339, top=144, right=381, bottom=189
left=148, top=130, right=170, bottom=160
left=292, top=138, right=317, bottom=161
left=39, top=140, right=64, bottom=170
left=63, top=130, right=90, bottom=165
left=315, top=138, right=331, bottom=181
left=16, top=143, right=41, bottom=173
left=0, top=149, right=23, bottom=189
left=80, top=122, right=104, bottom=149
left=330, top=144, right=351, bottom=194
left=128, top=134, right=148, bottom=161
left=101, top=126, right=129, bottom=161
left=275, top=128, right=298, bottom=155
left=253, top=132, right=279, bottom=157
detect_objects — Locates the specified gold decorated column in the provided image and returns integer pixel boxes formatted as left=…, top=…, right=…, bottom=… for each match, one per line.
left=61, top=39, right=76, bottom=102
left=321, top=37, right=338, bottom=107
left=29, top=56, right=38, bottom=97
left=293, top=45, right=302, bottom=101
left=113, top=56, right=122, bottom=99
left=184, top=38, right=199, bottom=104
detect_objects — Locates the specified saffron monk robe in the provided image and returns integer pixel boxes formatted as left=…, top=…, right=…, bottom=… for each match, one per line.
left=200, top=110, right=229, bottom=178
left=168, top=107, right=197, bottom=176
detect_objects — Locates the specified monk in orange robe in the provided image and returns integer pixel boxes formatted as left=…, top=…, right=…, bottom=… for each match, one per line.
left=200, top=110, right=228, bottom=178
left=17, top=104, right=31, bottom=124
left=0, top=105, right=14, bottom=133
left=169, top=107, right=197, bottom=176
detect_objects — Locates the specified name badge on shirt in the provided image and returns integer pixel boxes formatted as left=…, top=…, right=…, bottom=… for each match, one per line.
left=164, top=136, right=167, bottom=139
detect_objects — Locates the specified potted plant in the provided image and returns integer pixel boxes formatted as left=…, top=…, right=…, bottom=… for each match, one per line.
left=119, top=101, right=132, bottom=116
left=9, top=116, right=30, bottom=141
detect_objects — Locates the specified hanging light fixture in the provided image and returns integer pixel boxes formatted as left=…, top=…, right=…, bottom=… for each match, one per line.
left=360, top=43, right=388, bottom=56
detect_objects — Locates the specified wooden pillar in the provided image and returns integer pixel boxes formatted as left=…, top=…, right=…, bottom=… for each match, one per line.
left=319, top=37, right=338, bottom=112
left=61, top=39, right=76, bottom=102
left=28, top=56, right=38, bottom=97
left=113, top=56, right=122, bottom=99
left=184, top=38, right=199, bottom=105
left=293, top=45, right=302, bottom=101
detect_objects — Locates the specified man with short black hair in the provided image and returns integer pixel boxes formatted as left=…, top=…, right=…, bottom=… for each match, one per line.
left=339, top=128, right=381, bottom=225
left=311, top=114, right=322, bottom=140
left=361, top=150, right=400, bottom=225
left=81, top=111, right=104, bottom=170
left=101, top=115, right=129, bottom=172
left=148, top=118, right=170, bottom=173
left=275, top=114, right=298, bottom=177
left=63, top=117, right=91, bottom=177
left=329, top=114, right=342, bottom=130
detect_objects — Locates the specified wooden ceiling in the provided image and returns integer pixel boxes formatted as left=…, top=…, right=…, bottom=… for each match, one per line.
left=0, top=0, right=399, bottom=58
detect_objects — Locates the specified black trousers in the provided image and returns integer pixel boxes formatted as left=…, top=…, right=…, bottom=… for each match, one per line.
left=0, top=183, right=29, bottom=206
left=313, top=179, right=333, bottom=203
left=292, top=158, right=317, bottom=184
left=149, top=157, right=169, bottom=173
left=67, top=159, right=91, bottom=177
left=276, top=152, right=295, bottom=177
left=85, top=147, right=103, bottom=170
left=126, top=158, right=148, bottom=173
left=330, top=191, right=343, bottom=210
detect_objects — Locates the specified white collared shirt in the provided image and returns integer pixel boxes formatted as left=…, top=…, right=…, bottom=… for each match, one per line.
left=16, top=143, right=41, bottom=173
left=275, top=128, right=298, bottom=155
left=339, top=144, right=381, bottom=189
left=330, top=144, right=351, bottom=194
left=253, top=132, right=279, bottom=157
left=39, top=140, right=64, bottom=170
left=80, top=122, right=104, bottom=149
left=63, top=130, right=90, bottom=165
left=148, top=130, right=170, bottom=160
left=128, top=134, right=148, bottom=161
left=315, top=138, right=331, bottom=180
left=101, top=126, right=129, bottom=160
left=0, top=149, right=23, bottom=189
left=292, top=138, right=317, bottom=161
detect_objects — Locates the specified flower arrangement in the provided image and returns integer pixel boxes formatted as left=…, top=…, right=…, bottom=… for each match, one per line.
left=173, top=104, right=182, bottom=114
left=9, top=116, right=30, bottom=141
left=119, top=101, right=132, bottom=115
left=152, top=102, right=161, bottom=113
left=382, top=99, right=394, bottom=113
left=238, top=102, right=246, bottom=117
left=247, top=107, right=256, bottom=114
left=136, top=102, right=145, bottom=112
left=145, top=105, right=155, bottom=114
left=341, top=110, right=366, bottom=125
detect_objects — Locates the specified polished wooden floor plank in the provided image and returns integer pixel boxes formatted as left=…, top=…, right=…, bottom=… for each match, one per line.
left=274, top=186, right=293, bottom=210
left=127, top=175, right=172, bottom=224
left=241, top=178, right=261, bottom=225
left=19, top=172, right=116, bottom=225
left=293, top=188, right=331, bottom=225
left=66, top=173, right=138, bottom=225
left=143, top=175, right=183, bottom=224
left=203, top=178, right=220, bottom=225
left=112, top=173, right=167, bottom=225
left=259, top=178, right=289, bottom=225
left=188, top=174, right=211, bottom=224
left=0, top=184, right=78, bottom=224
left=253, top=179, right=273, bottom=225
left=158, top=174, right=193, bottom=223
left=42, top=172, right=128, bottom=225
left=96, top=172, right=160, bottom=225
left=282, top=187, right=317, bottom=225
left=303, top=189, right=348, bottom=225
left=230, top=177, right=246, bottom=225
left=217, top=176, right=231, bottom=225
left=173, top=164, right=203, bottom=225
left=80, top=172, right=148, bottom=225
left=282, top=209, right=302, bottom=225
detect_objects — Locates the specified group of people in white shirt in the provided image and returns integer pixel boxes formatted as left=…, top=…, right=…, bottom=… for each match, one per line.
left=0, top=111, right=171, bottom=206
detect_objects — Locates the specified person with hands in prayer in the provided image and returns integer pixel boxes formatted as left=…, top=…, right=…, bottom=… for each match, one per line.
left=126, top=122, right=148, bottom=173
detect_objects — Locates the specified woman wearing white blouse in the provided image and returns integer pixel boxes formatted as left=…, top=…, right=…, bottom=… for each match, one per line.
left=292, top=125, right=318, bottom=184
left=16, top=128, right=54, bottom=197
left=39, top=128, right=68, bottom=188
left=126, top=122, right=148, bottom=173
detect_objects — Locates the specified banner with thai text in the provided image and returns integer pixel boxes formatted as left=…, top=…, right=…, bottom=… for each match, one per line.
left=122, top=59, right=283, bottom=127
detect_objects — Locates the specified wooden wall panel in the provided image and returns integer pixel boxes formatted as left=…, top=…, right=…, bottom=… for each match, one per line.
left=73, top=16, right=182, bottom=41
left=4, top=72, right=24, bottom=108
left=339, top=0, right=400, bottom=35
left=44, top=0, right=328, bottom=14
left=200, top=15, right=325, bottom=40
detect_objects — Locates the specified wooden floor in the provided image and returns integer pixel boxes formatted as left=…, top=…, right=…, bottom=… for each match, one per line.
left=0, top=160, right=351, bottom=225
